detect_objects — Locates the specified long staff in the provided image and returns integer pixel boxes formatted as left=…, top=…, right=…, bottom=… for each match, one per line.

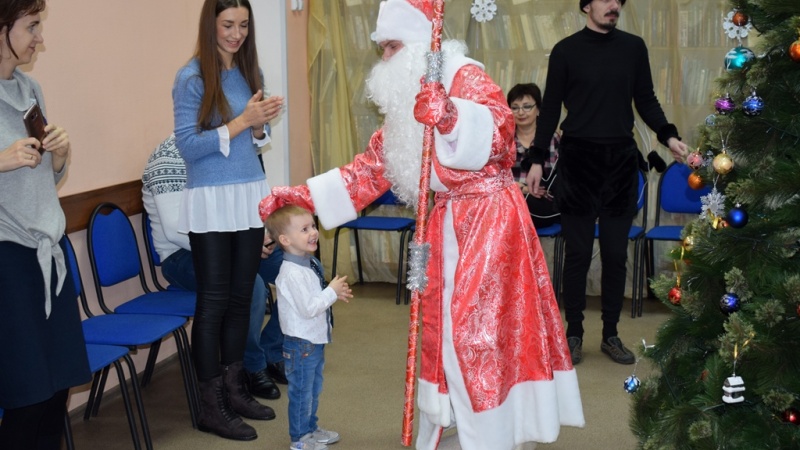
left=401, top=0, right=445, bottom=446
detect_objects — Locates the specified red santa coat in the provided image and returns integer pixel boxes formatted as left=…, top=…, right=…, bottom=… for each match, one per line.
left=308, top=52, right=583, bottom=449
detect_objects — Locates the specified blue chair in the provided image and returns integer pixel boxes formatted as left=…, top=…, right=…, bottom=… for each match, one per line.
left=87, top=203, right=198, bottom=391
left=535, top=222, right=564, bottom=304
left=64, top=235, right=187, bottom=446
left=67, top=227, right=198, bottom=428
left=331, top=190, right=415, bottom=304
left=640, top=162, right=710, bottom=316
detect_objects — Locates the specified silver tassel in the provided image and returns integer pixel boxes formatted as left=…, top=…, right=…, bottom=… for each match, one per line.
left=406, top=241, right=430, bottom=293
left=424, top=51, right=444, bottom=83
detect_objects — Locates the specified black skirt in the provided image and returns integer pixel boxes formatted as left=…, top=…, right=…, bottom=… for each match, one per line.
left=0, top=238, right=91, bottom=409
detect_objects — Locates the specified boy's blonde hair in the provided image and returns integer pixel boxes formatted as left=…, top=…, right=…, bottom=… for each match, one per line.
left=265, top=205, right=313, bottom=249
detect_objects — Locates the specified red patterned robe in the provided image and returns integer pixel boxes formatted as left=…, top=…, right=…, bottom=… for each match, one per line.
left=306, top=51, right=584, bottom=450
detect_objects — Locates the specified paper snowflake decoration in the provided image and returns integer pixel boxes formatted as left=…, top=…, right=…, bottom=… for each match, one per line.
left=700, top=187, right=726, bottom=220
left=471, top=0, right=497, bottom=23
left=723, top=10, right=753, bottom=40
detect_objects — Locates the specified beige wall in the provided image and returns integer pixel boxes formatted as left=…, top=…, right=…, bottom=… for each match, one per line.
left=19, top=0, right=310, bottom=411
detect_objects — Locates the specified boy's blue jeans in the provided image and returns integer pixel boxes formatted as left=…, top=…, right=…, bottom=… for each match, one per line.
left=283, top=336, right=325, bottom=442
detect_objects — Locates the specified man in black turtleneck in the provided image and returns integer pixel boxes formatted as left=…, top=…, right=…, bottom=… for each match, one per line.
left=525, top=0, right=688, bottom=366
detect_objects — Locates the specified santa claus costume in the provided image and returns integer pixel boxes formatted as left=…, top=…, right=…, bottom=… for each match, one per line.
left=260, top=1, right=584, bottom=449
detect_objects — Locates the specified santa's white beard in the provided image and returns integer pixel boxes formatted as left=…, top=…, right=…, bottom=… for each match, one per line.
left=365, top=40, right=469, bottom=206
left=366, top=42, right=428, bottom=206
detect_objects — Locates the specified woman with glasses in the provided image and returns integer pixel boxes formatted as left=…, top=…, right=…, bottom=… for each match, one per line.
left=507, top=83, right=560, bottom=228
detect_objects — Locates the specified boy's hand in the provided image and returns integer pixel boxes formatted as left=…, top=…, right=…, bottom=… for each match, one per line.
left=329, top=275, right=353, bottom=303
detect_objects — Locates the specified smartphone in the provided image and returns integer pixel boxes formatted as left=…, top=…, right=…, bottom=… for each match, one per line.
left=23, top=103, right=47, bottom=153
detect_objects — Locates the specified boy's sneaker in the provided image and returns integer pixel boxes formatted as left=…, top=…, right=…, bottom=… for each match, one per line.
left=601, top=336, right=635, bottom=365
left=567, top=336, right=583, bottom=365
left=311, top=427, right=340, bottom=444
left=290, top=433, right=328, bottom=450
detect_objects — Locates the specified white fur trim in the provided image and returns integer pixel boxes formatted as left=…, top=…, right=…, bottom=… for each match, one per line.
left=371, top=0, right=432, bottom=44
left=434, top=97, right=493, bottom=171
left=441, top=54, right=485, bottom=93
left=306, top=168, right=357, bottom=230
left=417, top=378, right=452, bottom=427
left=553, top=369, right=586, bottom=427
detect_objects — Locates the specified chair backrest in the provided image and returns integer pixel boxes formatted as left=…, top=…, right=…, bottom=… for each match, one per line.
left=373, top=190, right=403, bottom=206
left=142, top=213, right=162, bottom=266
left=654, top=162, right=710, bottom=226
left=87, top=202, right=152, bottom=312
left=142, top=212, right=168, bottom=291
left=63, top=235, right=97, bottom=318
left=637, top=169, right=648, bottom=229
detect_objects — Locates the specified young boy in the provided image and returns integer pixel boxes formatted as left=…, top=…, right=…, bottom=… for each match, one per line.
left=265, top=205, right=353, bottom=450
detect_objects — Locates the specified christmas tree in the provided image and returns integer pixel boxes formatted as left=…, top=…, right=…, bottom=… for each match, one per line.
left=630, top=0, right=800, bottom=448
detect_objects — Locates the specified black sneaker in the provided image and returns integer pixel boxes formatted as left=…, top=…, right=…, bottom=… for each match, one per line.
left=601, top=336, right=635, bottom=365
left=567, top=337, right=583, bottom=365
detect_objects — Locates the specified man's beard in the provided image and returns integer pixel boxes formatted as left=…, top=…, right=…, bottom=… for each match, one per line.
left=365, top=41, right=429, bottom=207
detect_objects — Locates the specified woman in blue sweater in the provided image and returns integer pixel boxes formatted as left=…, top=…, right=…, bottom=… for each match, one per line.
left=172, top=0, right=283, bottom=441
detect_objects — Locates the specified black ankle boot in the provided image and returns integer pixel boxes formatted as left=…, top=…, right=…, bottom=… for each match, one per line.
left=197, top=375, right=257, bottom=441
left=223, top=362, right=276, bottom=420
left=246, top=368, right=281, bottom=400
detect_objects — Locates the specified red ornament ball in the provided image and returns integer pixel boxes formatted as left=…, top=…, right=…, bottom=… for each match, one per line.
left=782, top=407, right=799, bottom=425
left=790, top=40, right=800, bottom=63
left=797, top=303, right=800, bottom=317
left=732, top=11, right=749, bottom=27
left=688, top=172, right=704, bottom=190
left=668, top=286, right=682, bottom=305
left=686, top=151, right=704, bottom=170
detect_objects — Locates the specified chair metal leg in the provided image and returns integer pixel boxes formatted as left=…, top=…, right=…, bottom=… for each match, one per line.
left=141, top=339, right=162, bottom=387
left=63, top=410, right=75, bottom=450
left=173, top=327, right=199, bottom=428
left=91, top=367, right=111, bottom=417
left=331, top=228, right=341, bottom=276
left=638, top=240, right=648, bottom=317
left=84, top=371, right=102, bottom=421
left=122, top=354, right=153, bottom=450
left=395, top=229, right=409, bottom=305
left=631, top=237, right=641, bottom=318
left=354, top=230, right=364, bottom=284
left=111, top=360, right=142, bottom=450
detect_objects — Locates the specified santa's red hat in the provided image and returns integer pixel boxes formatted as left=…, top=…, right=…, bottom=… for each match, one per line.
left=370, top=0, right=433, bottom=44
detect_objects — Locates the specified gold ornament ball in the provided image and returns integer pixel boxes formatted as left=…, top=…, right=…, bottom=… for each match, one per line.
left=713, top=153, right=734, bottom=175
left=790, top=40, right=800, bottom=63
left=732, top=11, right=749, bottom=26
left=688, top=172, right=705, bottom=190
left=683, top=235, right=695, bottom=251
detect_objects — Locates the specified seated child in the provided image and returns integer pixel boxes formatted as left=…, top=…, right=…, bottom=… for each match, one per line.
left=265, top=205, right=353, bottom=450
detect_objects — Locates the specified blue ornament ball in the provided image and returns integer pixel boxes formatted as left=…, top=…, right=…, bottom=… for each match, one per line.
left=720, top=292, right=741, bottom=313
left=727, top=205, right=749, bottom=228
left=725, top=46, right=755, bottom=71
left=705, top=114, right=717, bottom=126
left=742, top=92, right=764, bottom=116
left=624, top=375, right=641, bottom=394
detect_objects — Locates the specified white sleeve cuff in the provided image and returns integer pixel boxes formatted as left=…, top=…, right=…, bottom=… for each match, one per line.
left=252, top=123, right=272, bottom=147
left=307, top=168, right=358, bottom=230
left=218, top=125, right=231, bottom=157
left=434, top=97, right=493, bottom=171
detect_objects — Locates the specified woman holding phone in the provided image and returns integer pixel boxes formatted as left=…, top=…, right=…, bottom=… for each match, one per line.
left=172, top=0, right=283, bottom=441
left=0, top=1, right=90, bottom=448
